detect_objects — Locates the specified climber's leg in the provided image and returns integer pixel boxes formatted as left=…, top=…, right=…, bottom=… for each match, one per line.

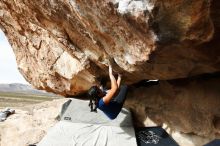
left=113, top=85, right=128, bottom=105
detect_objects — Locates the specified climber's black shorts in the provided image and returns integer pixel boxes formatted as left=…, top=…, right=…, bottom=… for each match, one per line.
left=113, top=85, right=128, bottom=106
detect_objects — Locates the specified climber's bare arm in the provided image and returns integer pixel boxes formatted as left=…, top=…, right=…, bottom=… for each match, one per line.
left=103, top=65, right=118, bottom=104
left=117, top=74, right=121, bottom=87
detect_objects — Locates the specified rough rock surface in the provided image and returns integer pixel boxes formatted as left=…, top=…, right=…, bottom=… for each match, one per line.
left=126, top=74, right=220, bottom=138
left=0, top=0, right=220, bottom=95
left=0, top=98, right=68, bottom=146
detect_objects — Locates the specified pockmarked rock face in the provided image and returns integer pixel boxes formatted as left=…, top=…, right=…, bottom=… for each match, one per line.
left=0, top=0, right=219, bottom=96
left=127, top=75, right=220, bottom=138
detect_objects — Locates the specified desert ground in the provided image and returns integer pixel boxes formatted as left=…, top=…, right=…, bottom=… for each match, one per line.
left=0, top=92, right=66, bottom=146
left=0, top=91, right=60, bottom=108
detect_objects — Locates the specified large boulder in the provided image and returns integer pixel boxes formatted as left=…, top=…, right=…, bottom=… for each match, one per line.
left=1, top=0, right=220, bottom=140
left=0, top=0, right=220, bottom=95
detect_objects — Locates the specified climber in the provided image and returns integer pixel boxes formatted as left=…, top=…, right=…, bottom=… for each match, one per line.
left=88, top=64, right=128, bottom=120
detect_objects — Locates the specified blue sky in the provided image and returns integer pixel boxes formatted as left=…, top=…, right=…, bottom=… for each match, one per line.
left=0, top=29, right=29, bottom=84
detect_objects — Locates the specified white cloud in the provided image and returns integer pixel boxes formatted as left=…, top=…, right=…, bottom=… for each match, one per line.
left=0, top=29, right=29, bottom=84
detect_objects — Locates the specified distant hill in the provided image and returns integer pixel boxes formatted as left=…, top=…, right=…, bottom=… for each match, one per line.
left=0, top=83, right=57, bottom=96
